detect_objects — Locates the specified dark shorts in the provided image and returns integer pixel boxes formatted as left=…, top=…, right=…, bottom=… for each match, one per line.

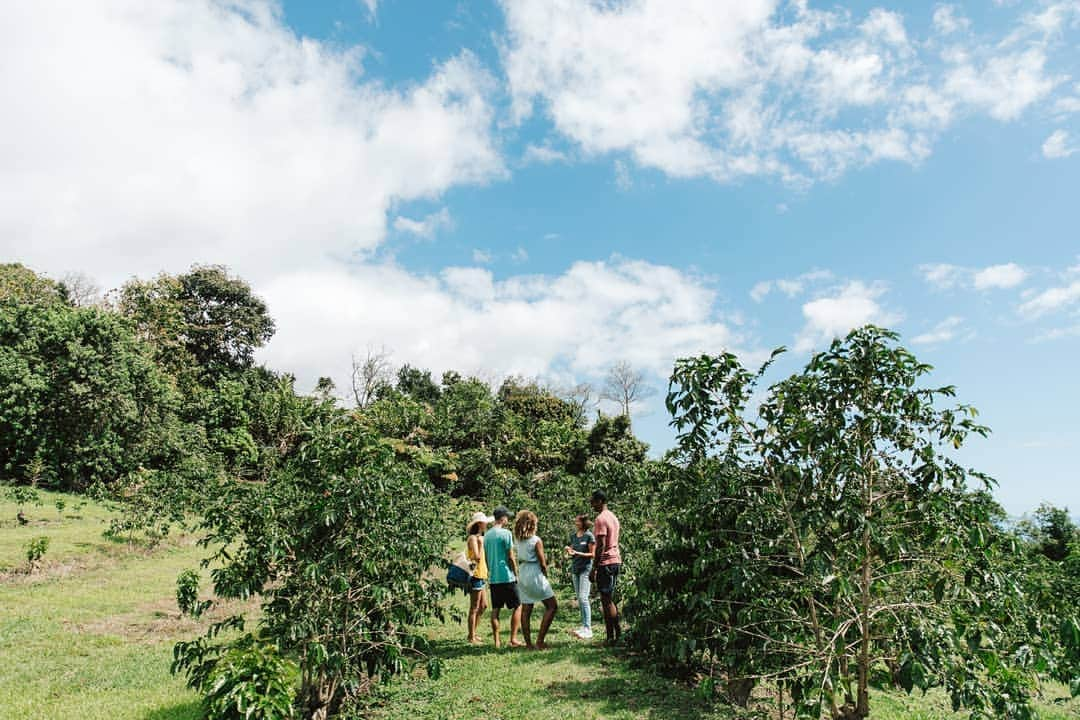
left=469, top=577, right=486, bottom=592
left=595, top=563, right=620, bottom=596
left=489, top=581, right=521, bottom=610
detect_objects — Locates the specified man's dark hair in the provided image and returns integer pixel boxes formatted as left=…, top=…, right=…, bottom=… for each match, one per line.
left=493, top=505, right=511, bottom=520
left=591, top=490, right=607, bottom=504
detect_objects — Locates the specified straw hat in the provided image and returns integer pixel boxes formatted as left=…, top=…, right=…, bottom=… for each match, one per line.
left=466, top=511, right=494, bottom=533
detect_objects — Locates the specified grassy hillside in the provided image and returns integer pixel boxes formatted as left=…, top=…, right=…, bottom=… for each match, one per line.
left=1, top=491, right=1077, bottom=720
left=0, top=490, right=203, bottom=720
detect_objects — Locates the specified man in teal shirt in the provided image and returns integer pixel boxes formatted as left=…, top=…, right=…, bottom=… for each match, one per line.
left=484, top=506, right=523, bottom=648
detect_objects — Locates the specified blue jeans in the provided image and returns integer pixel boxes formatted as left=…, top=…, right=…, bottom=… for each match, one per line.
left=572, top=570, right=591, bottom=629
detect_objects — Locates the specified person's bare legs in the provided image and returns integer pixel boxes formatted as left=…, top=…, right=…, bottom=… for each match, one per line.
left=468, top=589, right=483, bottom=643
left=490, top=607, right=501, bottom=648
left=508, top=605, right=525, bottom=647
left=536, top=596, right=558, bottom=649
left=521, top=604, right=535, bottom=648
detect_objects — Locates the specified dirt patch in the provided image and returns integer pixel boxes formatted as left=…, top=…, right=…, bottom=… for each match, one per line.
left=69, top=594, right=261, bottom=643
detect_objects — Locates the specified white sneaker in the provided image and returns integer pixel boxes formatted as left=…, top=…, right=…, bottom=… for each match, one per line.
left=575, top=627, right=593, bottom=639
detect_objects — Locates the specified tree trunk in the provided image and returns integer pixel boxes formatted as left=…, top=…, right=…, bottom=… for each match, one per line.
left=726, top=677, right=755, bottom=707
left=303, top=676, right=337, bottom=720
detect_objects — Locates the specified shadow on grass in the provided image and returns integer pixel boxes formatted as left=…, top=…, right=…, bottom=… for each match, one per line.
left=428, top=634, right=718, bottom=719
left=143, top=699, right=202, bottom=720
left=540, top=675, right=715, bottom=719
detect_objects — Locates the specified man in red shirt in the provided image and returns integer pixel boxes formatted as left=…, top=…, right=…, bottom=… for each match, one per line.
left=589, top=489, right=621, bottom=645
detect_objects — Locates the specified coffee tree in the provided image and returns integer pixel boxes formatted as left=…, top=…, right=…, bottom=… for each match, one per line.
left=633, top=326, right=1044, bottom=718
left=174, top=410, right=452, bottom=720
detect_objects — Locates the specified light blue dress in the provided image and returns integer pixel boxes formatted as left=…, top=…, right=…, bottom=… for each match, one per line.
left=515, top=535, right=555, bottom=604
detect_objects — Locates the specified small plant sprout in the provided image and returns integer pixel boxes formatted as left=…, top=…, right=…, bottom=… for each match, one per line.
left=26, top=536, right=50, bottom=571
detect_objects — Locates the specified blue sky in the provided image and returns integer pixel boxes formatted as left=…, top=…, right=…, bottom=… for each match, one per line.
left=2, top=1, right=1078, bottom=515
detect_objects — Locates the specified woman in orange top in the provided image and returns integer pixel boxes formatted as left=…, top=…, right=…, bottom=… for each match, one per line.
left=466, top=511, right=493, bottom=644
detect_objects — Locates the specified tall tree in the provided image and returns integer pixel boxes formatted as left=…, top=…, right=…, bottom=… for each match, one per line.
left=119, top=264, right=275, bottom=379
left=600, top=360, right=655, bottom=419
left=351, top=346, right=392, bottom=408
left=59, top=271, right=103, bottom=307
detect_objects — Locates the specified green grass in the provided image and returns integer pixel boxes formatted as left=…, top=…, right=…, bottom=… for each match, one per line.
left=365, top=590, right=1080, bottom=720
left=362, top=591, right=723, bottom=720
left=2, top=491, right=1077, bottom=720
left=0, top=490, right=205, bottom=720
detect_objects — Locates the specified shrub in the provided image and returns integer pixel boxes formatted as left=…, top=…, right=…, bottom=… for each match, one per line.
left=26, top=536, right=50, bottom=569
left=174, top=412, right=453, bottom=720
left=203, top=638, right=297, bottom=720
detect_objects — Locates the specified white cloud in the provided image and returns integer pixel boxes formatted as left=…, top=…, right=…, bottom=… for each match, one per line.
left=1055, top=84, right=1080, bottom=113
left=751, top=269, right=832, bottom=301
left=933, top=5, right=970, bottom=35
left=943, top=48, right=1059, bottom=122
left=0, top=1, right=502, bottom=289
left=499, top=0, right=1074, bottom=185
left=920, top=263, right=965, bottom=289
left=260, top=258, right=745, bottom=388
left=972, top=262, right=1028, bottom=289
left=912, top=316, right=965, bottom=345
left=522, top=143, right=570, bottom=164
left=750, top=281, right=773, bottom=303
left=1042, top=129, right=1078, bottom=158
left=920, top=262, right=1027, bottom=290
left=512, top=247, right=529, bottom=263
left=392, top=207, right=453, bottom=239
left=472, top=249, right=493, bottom=264
left=1018, top=280, right=1080, bottom=318
left=794, top=281, right=901, bottom=352
left=1033, top=324, right=1080, bottom=341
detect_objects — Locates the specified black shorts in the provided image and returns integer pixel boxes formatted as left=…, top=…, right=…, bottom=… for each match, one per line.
left=489, top=582, right=521, bottom=610
left=596, top=563, right=620, bottom=595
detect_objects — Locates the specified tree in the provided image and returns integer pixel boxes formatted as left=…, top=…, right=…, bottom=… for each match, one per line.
left=395, top=364, right=441, bottom=405
left=59, top=272, right=103, bottom=307
left=563, top=382, right=596, bottom=425
left=314, top=377, right=336, bottom=401
left=119, top=264, right=275, bottom=379
left=173, top=412, right=451, bottom=720
left=0, top=297, right=182, bottom=490
left=350, top=346, right=392, bottom=408
left=1029, top=503, right=1077, bottom=562
left=0, top=263, right=66, bottom=306
left=634, top=326, right=1040, bottom=719
left=600, top=360, right=655, bottom=419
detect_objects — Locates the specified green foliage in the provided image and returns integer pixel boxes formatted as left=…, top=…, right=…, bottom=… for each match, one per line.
left=630, top=326, right=1034, bottom=719
left=119, top=265, right=275, bottom=380
left=174, top=410, right=453, bottom=719
left=1022, top=503, right=1078, bottom=562
left=26, top=535, right=50, bottom=567
left=7, top=484, right=41, bottom=511
left=0, top=293, right=182, bottom=491
left=203, top=638, right=298, bottom=720
left=396, top=365, right=441, bottom=404
left=176, top=569, right=211, bottom=619
left=0, top=263, right=68, bottom=307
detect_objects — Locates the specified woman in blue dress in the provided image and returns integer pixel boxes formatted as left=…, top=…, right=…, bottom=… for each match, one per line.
left=513, top=510, right=558, bottom=650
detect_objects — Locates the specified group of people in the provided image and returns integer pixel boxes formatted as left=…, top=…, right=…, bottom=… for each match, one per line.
left=463, top=490, right=622, bottom=650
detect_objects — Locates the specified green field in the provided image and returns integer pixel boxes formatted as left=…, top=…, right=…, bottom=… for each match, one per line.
left=2, top=491, right=1077, bottom=720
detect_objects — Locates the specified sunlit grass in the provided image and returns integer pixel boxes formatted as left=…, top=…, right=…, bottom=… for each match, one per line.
left=1, top=490, right=1076, bottom=720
